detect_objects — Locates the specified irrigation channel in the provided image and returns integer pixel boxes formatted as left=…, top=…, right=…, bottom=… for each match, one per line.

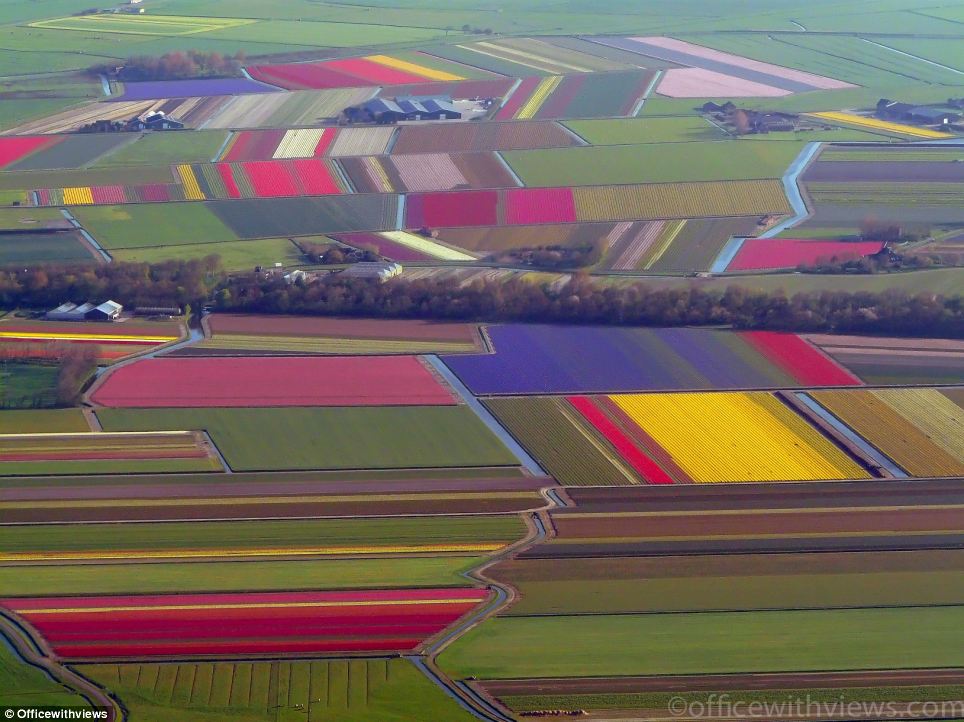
left=417, top=511, right=553, bottom=722
left=0, top=611, right=121, bottom=720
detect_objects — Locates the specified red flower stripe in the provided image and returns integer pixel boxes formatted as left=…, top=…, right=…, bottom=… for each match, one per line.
left=53, top=638, right=424, bottom=658
left=0, top=136, right=54, bottom=169
left=6, top=588, right=485, bottom=659
left=567, top=395, right=674, bottom=484
left=504, top=187, right=576, bottom=225
left=242, top=160, right=299, bottom=197
left=90, top=185, right=126, bottom=204
left=216, top=163, right=242, bottom=199
left=325, top=58, right=426, bottom=85
left=406, top=190, right=499, bottom=228
left=740, top=331, right=862, bottom=387
left=496, top=77, right=541, bottom=120
left=313, top=128, right=337, bottom=156
left=291, top=158, right=341, bottom=195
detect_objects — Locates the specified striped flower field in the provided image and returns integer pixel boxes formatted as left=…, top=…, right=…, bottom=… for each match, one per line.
left=2, top=589, right=488, bottom=659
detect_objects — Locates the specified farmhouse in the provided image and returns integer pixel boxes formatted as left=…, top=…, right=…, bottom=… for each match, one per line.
left=344, top=96, right=462, bottom=124
left=877, top=99, right=961, bottom=126
left=341, top=261, right=403, bottom=282
left=46, top=300, right=123, bottom=321
left=127, top=111, right=184, bottom=131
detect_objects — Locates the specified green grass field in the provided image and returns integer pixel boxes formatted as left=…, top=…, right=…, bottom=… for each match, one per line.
left=111, top=237, right=304, bottom=271
left=78, top=658, right=478, bottom=722
left=440, top=606, right=964, bottom=679
left=0, top=408, right=88, bottom=433
left=97, top=407, right=519, bottom=471
left=0, top=516, right=524, bottom=552
left=74, top=203, right=239, bottom=249
left=565, top=117, right=729, bottom=144
left=0, top=231, right=93, bottom=265
left=30, top=15, right=257, bottom=37
left=502, top=572, right=964, bottom=615
left=0, top=362, right=59, bottom=408
left=0, top=556, right=481, bottom=596
left=503, top=141, right=805, bottom=186
left=94, top=131, right=230, bottom=167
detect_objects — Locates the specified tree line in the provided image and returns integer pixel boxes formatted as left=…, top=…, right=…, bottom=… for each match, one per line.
left=0, top=258, right=221, bottom=312
left=92, top=50, right=245, bottom=81
left=216, top=272, right=964, bottom=338
left=1, top=259, right=960, bottom=338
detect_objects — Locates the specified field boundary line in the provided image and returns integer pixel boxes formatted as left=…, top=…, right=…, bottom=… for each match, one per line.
left=860, top=38, right=964, bottom=77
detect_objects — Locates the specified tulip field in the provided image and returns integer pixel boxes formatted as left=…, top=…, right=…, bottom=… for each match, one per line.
left=2, top=4, right=963, bottom=719
left=1, top=588, right=488, bottom=659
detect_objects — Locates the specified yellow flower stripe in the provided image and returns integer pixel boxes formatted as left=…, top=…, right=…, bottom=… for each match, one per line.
left=610, top=392, right=869, bottom=483
left=2, top=543, right=502, bottom=563
left=516, top=76, right=562, bottom=120
left=0, top=331, right=175, bottom=343
left=15, top=597, right=480, bottom=616
left=366, top=54, right=464, bottom=82
left=62, top=187, right=93, bottom=205
left=176, top=164, right=206, bottom=200
left=364, top=157, right=395, bottom=193
left=379, top=231, right=475, bottom=261
left=809, top=111, right=954, bottom=139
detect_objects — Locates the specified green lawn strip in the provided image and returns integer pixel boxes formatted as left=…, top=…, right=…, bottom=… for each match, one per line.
left=111, top=237, right=303, bottom=271
left=0, top=556, right=482, bottom=596
left=440, top=607, right=964, bottom=679
left=0, top=516, right=525, bottom=553
left=94, top=131, right=230, bottom=167
left=0, top=457, right=219, bottom=476
left=97, top=406, right=518, bottom=471
left=0, top=363, right=59, bottom=408
left=79, top=658, right=478, bottom=722
left=565, top=117, right=729, bottom=144
left=502, top=572, right=964, bottom=616
left=0, top=408, right=88, bottom=433
left=203, top=19, right=443, bottom=47
left=503, top=141, right=804, bottom=186
left=73, top=203, right=239, bottom=249
left=0, top=166, right=173, bottom=192
left=502, top=686, right=964, bottom=713
left=0, top=632, right=89, bottom=707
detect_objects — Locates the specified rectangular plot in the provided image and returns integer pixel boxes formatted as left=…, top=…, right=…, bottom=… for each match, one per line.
left=211, top=195, right=399, bottom=238
left=572, top=180, right=790, bottom=221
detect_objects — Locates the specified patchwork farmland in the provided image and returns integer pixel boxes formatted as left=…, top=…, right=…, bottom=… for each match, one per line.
left=0, top=1, right=962, bottom=720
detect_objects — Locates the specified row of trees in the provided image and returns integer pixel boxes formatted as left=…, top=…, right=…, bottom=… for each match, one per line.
left=0, top=258, right=222, bottom=312
left=214, top=272, right=964, bottom=338
left=92, top=51, right=245, bottom=81
left=2, top=259, right=960, bottom=338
